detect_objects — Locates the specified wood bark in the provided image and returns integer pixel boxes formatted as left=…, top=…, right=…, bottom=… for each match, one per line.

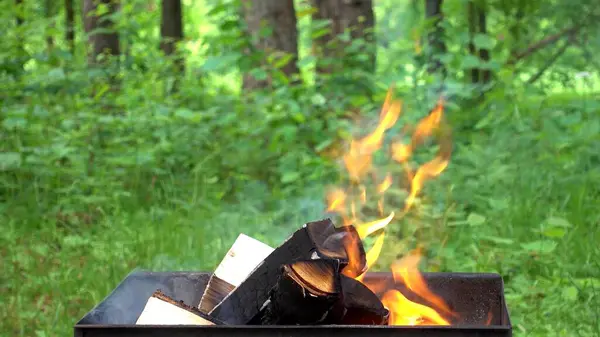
left=46, top=0, right=56, bottom=52
left=240, top=0, right=299, bottom=90
left=15, top=0, right=25, bottom=72
left=424, top=0, right=446, bottom=75
left=467, top=0, right=479, bottom=83
left=83, top=0, right=120, bottom=66
left=160, top=0, right=184, bottom=91
left=208, top=219, right=368, bottom=325
left=160, top=0, right=184, bottom=63
left=311, top=0, right=376, bottom=75
left=477, top=0, right=490, bottom=84
left=65, top=0, right=75, bottom=53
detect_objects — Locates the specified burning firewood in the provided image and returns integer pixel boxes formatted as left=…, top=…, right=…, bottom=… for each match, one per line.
left=337, top=275, right=389, bottom=325
left=317, top=224, right=367, bottom=278
left=207, top=219, right=367, bottom=325
left=254, top=259, right=343, bottom=325
left=198, top=233, right=274, bottom=314
left=136, top=290, right=219, bottom=325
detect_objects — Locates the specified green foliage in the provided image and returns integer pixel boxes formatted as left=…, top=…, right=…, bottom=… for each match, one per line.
left=2, top=0, right=600, bottom=336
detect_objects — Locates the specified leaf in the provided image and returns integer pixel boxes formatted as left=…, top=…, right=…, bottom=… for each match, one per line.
left=315, top=139, right=334, bottom=152
left=297, top=55, right=315, bottom=68
left=460, top=55, right=482, bottom=69
left=466, top=213, right=486, bottom=226
left=249, top=68, right=268, bottom=81
left=175, top=108, right=196, bottom=120
left=2, top=117, right=28, bottom=130
left=481, top=236, right=514, bottom=245
left=296, top=6, right=318, bottom=18
left=281, top=171, right=300, bottom=183
left=521, top=240, right=557, bottom=254
left=473, top=33, right=497, bottom=49
left=544, top=216, right=572, bottom=228
left=201, top=54, right=238, bottom=72
left=0, top=152, right=22, bottom=171
left=272, top=53, right=294, bottom=69
left=562, top=286, right=578, bottom=302
left=542, top=227, right=567, bottom=238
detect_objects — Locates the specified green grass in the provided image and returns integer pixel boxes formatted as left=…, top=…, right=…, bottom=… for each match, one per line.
left=3, top=97, right=599, bottom=337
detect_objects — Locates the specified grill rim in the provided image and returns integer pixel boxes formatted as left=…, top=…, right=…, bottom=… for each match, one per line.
left=74, top=270, right=513, bottom=336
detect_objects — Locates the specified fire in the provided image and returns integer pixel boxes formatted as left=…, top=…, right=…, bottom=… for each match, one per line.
left=325, top=85, right=455, bottom=326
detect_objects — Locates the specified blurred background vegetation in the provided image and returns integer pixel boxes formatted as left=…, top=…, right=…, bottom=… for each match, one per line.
left=1, top=0, right=599, bottom=336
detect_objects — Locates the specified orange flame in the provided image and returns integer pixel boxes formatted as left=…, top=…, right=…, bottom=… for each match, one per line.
left=324, top=86, right=454, bottom=326
left=391, top=251, right=456, bottom=318
left=342, top=87, right=402, bottom=182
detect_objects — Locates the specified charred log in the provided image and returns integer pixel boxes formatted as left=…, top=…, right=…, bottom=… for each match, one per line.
left=256, top=259, right=343, bottom=325
left=338, top=275, right=389, bottom=325
left=208, top=219, right=367, bottom=324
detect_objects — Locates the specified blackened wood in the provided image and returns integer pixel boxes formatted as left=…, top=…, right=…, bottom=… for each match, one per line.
left=317, top=225, right=367, bottom=278
left=257, top=259, right=342, bottom=325
left=338, top=275, right=388, bottom=325
left=208, top=219, right=339, bottom=324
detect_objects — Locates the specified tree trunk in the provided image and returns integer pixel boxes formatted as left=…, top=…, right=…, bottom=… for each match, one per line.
left=46, top=0, right=56, bottom=52
left=477, top=0, right=490, bottom=84
left=240, top=0, right=299, bottom=91
left=467, top=0, right=479, bottom=83
left=160, top=0, right=184, bottom=91
left=65, top=0, right=75, bottom=54
left=15, top=0, right=25, bottom=72
left=160, top=0, right=184, bottom=59
left=311, top=0, right=376, bottom=76
left=424, top=0, right=446, bottom=75
left=83, top=0, right=120, bottom=66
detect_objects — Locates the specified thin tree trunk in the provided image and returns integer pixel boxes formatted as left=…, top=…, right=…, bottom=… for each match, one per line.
left=15, top=0, right=25, bottom=72
left=311, top=0, right=376, bottom=76
left=65, top=0, right=75, bottom=54
left=83, top=0, right=120, bottom=66
left=160, top=0, right=184, bottom=61
left=467, top=0, right=479, bottom=83
left=424, top=0, right=446, bottom=75
left=477, top=0, right=490, bottom=84
left=46, top=0, right=56, bottom=52
left=160, top=0, right=184, bottom=91
left=240, top=0, right=299, bottom=90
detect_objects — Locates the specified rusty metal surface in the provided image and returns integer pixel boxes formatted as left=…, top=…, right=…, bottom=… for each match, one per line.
left=74, top=271, right=512, bottom=337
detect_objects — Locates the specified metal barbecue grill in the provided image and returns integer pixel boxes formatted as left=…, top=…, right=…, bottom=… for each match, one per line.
left=74, top=271, right=512, bottom=337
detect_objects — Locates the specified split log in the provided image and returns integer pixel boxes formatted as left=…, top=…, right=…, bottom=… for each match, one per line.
left=256, top=259, right=343, bottom=325
left=199, top=234, right=274, bottom=313
left=136, top=290, right=219, bottom=325
left=337, top=275, right=389, bottom=325
left=318, top=225, right=367, bottom=278
left=208, top=219, right=367, bottom=324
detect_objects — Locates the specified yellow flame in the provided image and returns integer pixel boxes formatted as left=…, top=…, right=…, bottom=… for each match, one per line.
left=356, top=231, right=386, bottom=282
left=377, top=174, right=393, bottom=194
left=356, top=212, right=395, bottom=239
left=382, top=290, right=451, bottom=326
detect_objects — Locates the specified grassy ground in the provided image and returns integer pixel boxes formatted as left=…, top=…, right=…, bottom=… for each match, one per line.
left=2, top=96, right=599, bottom=337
